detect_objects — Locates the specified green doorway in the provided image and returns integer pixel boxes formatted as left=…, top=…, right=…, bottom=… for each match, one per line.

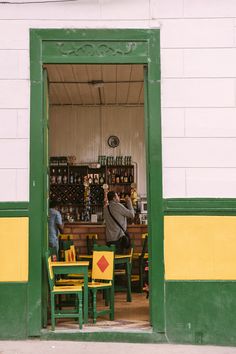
left=30, top=29, right=164, bottom=341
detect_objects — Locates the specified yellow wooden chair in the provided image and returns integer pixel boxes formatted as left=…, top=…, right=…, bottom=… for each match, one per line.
left=132, top=233, right=148, bottom=292
left=65, top=245, right=76, bottom=262
left=62, top=246, right=84, bottom=282
left=55, top=246, right=84, bottom=288
left=88, top=245, right=115, bottom=323
left=59, top=234, right=74, bottom=261
left=46, top=252, right=83, bottom=330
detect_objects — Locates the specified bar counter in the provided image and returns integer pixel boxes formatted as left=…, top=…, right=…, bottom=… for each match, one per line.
left=63, top=222, right=148, bottom=254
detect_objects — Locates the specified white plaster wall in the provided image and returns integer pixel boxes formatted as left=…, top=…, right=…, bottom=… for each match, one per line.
left=1, top=0, right=236, bottom=200
left=159, top=2, right=236, bottom=198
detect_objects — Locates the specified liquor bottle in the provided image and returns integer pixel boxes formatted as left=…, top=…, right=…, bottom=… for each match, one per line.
left=77, top=174, right=81, bottom=184
left=88, top=174, right=93, bottom=184
left=111, top=169, right=116, bottom=184
left=72, top=172, right=77, bottom=184
left=115, top=168, right=120, bottom=184
left=124, top=170, right=128, bottom=183
left=69, top=171, right=74, bottom=184
left=120, top=168, right=124, bottom=183
left=57, top=168, right=62, bottom=184
left=129, top=168, right=133, bottom=183
left=99, top=173, right=105, bottom=185
left=94, top=174, right=99, bottom=184
left=107, top=170, right=112, bottom=184
left=62, top=168, right=68, bottom=184
left=51, top=168, right=56, bottom=184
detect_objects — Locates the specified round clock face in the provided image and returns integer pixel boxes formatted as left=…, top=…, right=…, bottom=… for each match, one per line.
left=107, top=135, right=120, bottom=148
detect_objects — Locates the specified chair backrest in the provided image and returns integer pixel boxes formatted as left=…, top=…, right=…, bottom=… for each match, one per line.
left=141, top=233, right=148, bottom=257
left=45, top=252, right=55, bottom=291
left=59, top=234, right=74, bottom=260
left=86, top=233, right=98, bottom=255
left=91, top=246, right=115, bottom=281
left=65, top=245, right=76, bottom=262
left=129, top=247, right=134, bottom=263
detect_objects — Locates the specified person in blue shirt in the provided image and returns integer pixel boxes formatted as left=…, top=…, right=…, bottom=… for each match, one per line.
left=48, top=201, right=64, bottom=257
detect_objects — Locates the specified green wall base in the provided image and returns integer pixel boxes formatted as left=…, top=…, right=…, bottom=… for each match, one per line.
left=0, top=283, right=28, bottom=339
left=40, top=330, right=166, bottom=343
left=166, top=281, right=236, bottom=346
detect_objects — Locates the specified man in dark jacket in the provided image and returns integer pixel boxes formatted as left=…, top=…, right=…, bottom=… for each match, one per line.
left=104, top=191, right=134, bottom=253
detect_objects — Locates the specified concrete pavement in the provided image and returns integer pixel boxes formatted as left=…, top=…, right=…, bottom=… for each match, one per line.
left=1, top=341, right=236, bottom=354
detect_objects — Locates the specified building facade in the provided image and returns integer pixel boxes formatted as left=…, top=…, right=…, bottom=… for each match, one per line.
left=1, top=0, right=236, bottom=345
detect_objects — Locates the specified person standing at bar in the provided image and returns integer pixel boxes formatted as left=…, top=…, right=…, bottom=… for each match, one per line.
left=104, top=191, right=134, bottom=253
left=48, top=201, right=64, bottom=258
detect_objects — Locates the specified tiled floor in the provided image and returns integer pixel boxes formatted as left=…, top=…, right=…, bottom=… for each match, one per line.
left=48, top=292, right=151, bottom=332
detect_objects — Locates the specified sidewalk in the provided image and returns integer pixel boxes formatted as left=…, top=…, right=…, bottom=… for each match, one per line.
left=1, top=341, right=236, bottom=354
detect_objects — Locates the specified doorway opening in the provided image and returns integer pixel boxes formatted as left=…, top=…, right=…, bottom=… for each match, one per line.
left=45, top=63, right=150, bottom=331
left=30, top=29, right=164, bottom=339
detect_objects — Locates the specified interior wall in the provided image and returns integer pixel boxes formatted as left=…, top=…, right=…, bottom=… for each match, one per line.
left=49, top=105, right=146, bottom=196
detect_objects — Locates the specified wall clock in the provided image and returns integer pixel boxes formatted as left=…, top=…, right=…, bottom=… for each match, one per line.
left=107, top=135, right=120, bottom=148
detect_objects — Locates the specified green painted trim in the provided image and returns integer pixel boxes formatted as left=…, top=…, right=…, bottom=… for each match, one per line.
left=145, top=31, right=164, bottom=332
left=0, top=210, right=29, bottom=217
left=41, top=330, right=166, bottom=343
left=0, top=203, right=29, bottom=217
left=42, top=40, right=148, bottom=64
left=29, top=30, right=44, bottom=336
left=42, top=68, right=49, bottom=328
left=0, top=202, right=29, bottom=210
left=32, top=28, right=153, bottom=41
left=30, top=28, right=163, bottom=338
left=164, top=198, right=236, bottom=215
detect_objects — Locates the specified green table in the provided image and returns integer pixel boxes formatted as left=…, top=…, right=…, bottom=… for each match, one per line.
left=51, top=261, right=89, bottom=323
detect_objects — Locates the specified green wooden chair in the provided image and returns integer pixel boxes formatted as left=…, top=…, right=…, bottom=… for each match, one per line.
left=132, top=233, right=148, bottom=292
left=45, top=252, right=83, bottom=330
left=86, top=233, right=98, bottom=255
left=88, top=245, right=115, bottom=323
left=114, top=247, right=133, bottom=302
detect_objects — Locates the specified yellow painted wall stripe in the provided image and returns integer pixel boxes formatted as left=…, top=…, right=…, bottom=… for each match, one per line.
left=0, top=217, right=28, bottom=282
left=164, top=216, right=236, bottom=280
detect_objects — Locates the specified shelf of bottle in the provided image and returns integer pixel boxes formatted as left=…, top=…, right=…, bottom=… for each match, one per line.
left=50, top=182, right=132, bottom=187
left=58, top=202, right=103, bottom=206
left=50, top=183, right=104, bottom=186
left=108, top=182, right=132, bottom=185
left=106, top=165, right=133, bottom=167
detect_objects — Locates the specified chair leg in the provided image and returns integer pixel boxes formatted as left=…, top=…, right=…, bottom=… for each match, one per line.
left=92, top=289, right=97, bottom=324
left=78, top=293, right=83, bottom=329
left=51, top=293, right=55, bottom=331
left=126, top=263, right=132, bottom=302
left=104, top=288, right=110, bottom=306
left=139, top=259, right=144, bottom=292
left=110, top=286, right=114, bottom=321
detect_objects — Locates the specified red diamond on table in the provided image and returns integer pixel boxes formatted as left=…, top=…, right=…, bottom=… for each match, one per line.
left=97, top=255, right=109, bottom=272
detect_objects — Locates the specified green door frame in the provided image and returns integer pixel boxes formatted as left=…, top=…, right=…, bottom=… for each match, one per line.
left=30, top=29, right=164, bottom=339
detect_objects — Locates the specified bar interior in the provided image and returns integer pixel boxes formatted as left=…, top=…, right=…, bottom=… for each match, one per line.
left=46, top=63, right=150, bottom=331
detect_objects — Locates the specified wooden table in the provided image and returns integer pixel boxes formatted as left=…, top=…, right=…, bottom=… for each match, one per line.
left=79, top=254, right=132, bottom=302
left=51, top=261, right=90, bottom=323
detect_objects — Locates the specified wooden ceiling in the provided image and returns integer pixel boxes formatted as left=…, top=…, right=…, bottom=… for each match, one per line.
left=45, top=64, right=144, bottom=106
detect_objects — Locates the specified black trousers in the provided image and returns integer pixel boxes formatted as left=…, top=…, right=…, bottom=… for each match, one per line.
left=106, top=239, right=125, bottom=255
